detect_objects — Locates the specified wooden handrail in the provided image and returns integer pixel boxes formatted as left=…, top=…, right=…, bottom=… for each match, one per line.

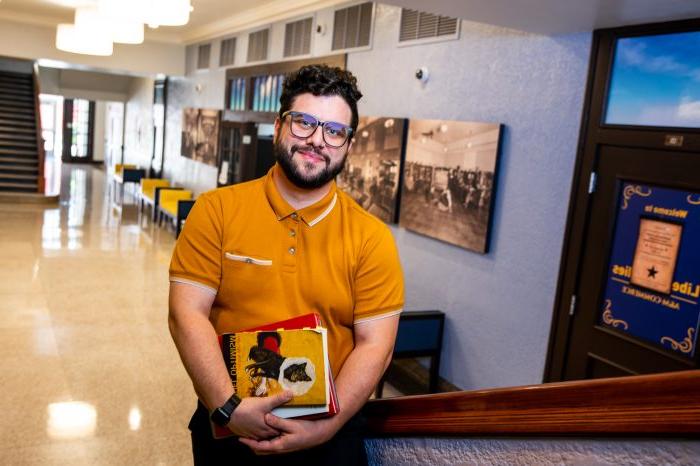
left=364, top=370, right=700, bottom=436
left=32, top=62, right=45, bottom=194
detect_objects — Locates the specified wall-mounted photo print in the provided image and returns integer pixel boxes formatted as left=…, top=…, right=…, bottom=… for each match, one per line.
left=337, top=116, right=407, bottom=224
left=180, top=108, right=221, bottom=167
left=399, top=119, right=502, bottom=253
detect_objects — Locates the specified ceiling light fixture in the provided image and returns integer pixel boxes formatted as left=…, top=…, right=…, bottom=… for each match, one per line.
left=54, top=0, right=192, bottom=56
left=56, top=23, right=113, bottom=56
left=144, top=0, right=193, bottom=28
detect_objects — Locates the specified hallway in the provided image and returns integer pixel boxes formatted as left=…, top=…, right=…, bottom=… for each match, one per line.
left=0, top=165, right=193, bottom=464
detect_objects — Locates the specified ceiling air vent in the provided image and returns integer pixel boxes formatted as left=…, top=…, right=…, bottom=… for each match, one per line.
left=197, top=43, right=211, bottom=69
left=332, top=2, right=373, bottom=51
left=284, top=17, right=313, bottom=58
left=247, top=28, right=269, bottom=63
left=219, top=37, right=236, bottom=67
left=399, top=9, right=459, bottom=42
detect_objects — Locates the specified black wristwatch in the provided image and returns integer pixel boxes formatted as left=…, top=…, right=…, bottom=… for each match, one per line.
left=210, top=393, right=242, bottom=427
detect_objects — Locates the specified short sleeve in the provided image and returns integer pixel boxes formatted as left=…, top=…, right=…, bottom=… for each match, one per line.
left=169, top=193, right=223, bottom=294
left=353, top=226, right=405, bottom=323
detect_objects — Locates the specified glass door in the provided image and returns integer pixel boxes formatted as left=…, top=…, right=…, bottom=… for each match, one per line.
left=62, top=98, right=95, bottom=163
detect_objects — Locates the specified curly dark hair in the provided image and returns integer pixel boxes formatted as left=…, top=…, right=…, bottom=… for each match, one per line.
left=278, top=64, right=363, bottom=132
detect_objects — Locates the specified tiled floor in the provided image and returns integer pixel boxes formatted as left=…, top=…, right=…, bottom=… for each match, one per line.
left=0, top=165, right=193, bottom=465
left=0, top=164, right=403, bottom=465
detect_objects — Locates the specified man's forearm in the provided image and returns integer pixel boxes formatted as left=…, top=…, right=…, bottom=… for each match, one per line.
left=168, top=309, right=233, bottom=409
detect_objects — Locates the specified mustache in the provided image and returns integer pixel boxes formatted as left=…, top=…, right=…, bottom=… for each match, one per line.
left=291, top=144, right=330, bottom=163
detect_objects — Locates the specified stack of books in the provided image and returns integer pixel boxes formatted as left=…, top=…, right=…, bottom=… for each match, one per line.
left=213, top=313, right=339, bottom=438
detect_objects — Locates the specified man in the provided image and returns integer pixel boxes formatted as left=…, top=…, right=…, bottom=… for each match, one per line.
left=168, top=64, right=404, bottom=465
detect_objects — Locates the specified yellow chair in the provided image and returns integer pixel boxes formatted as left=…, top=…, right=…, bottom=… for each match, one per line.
left=159, top=189, right=195, bottom=237
left=139, top=178, right=170, bottom=221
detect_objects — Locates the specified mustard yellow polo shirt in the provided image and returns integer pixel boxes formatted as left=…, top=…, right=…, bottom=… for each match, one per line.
left=169, top=166, right=404, bottom=376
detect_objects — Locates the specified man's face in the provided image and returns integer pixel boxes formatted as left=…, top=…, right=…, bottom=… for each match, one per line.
left=273, top=93, right=353, bottom=190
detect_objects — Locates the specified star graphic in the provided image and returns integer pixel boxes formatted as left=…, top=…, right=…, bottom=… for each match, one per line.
left=647, top=266, right=658, bottom=279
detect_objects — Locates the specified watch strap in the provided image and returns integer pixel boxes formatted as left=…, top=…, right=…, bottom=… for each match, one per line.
left=210, top=393, right=242, bottom=427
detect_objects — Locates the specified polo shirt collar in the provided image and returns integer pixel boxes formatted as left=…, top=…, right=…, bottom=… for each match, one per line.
left=264, top=166, right=338, bottom=227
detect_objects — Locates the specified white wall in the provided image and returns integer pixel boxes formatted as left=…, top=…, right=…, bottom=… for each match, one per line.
left=123, top=78, right=155, bottom=168
left=350, top=5, right=590, bottom=390
left=0, top=18, right=185, bottom=77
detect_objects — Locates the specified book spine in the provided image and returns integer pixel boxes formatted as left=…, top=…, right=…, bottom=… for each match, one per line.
left=222, top=333, right=238, bottom=394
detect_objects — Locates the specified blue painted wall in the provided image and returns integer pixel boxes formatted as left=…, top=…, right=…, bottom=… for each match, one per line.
left=349, top=5, right=592, bottom=390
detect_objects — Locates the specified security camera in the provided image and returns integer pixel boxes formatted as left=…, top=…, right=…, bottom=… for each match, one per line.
left=415, top=67, right=429, bottom=83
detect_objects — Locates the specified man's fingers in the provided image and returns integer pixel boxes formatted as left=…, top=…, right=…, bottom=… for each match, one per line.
left=264, top=390, right=293, bottom=410
left=264, top=413, right=295, bottom=432
left=239, top=436, right=286, bottom=455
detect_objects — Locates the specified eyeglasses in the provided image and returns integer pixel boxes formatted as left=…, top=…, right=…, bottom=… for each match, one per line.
left=281, top=111, right=353, bottom=148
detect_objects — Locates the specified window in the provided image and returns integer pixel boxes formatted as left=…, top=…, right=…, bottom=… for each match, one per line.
left=332, top=2, right=373, bottom=51
left=284, top=17, right=313, bottom=58
left=197, top=43, right=211, bottom=69
left=399, top=9, right=459, bottom=43
left=219, top=37, right=236, bottom=67
left=605, top=30, right=700, bottom=128
left=247, top=29, right=269, bottom=63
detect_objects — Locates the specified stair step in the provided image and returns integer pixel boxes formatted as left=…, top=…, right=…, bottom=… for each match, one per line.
left=0, top=113, right=35, bottom=122
left=0, top=133, right=36, bottom=141
left=0, top=99, right=34, bottom=108
left=0, top=107, right=34, bottom=114
left=0, top=141, right=37, bottom=150
left=0, top=156, right=38, bottom=165
left=0, top=85, right=33, bottom=94
left=0, top=74, right=33, bottom=82
left=0, top=122, right=35, bottom=130
left=0, top=180, right=37, bottom=189
left=0, top=92, right=34, bottom=102
left=0, top=165, right=38, bottom=174
left=0, top=172, right=36, bottom=181
left=0, top=148, right=36, bottom=156
left=0, top=77, right=34, bottom=90
left=0, top=124, right=35, bottom=132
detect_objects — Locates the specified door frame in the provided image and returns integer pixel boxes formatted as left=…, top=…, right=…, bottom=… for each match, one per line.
left=545, top=18, right=700, bottom=382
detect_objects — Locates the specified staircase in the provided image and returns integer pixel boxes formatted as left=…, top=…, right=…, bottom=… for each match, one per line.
left=0, top=70, right=41, bottom=193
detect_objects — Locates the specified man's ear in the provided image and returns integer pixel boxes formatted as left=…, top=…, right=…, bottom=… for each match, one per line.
left=273, top=117, right=281, bottom=141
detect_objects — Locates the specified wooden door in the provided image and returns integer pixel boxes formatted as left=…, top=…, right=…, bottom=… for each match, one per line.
left=546, top=19, right=700, bottom=381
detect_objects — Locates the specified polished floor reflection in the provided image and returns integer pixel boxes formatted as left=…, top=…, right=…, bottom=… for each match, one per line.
left=0, top=165, right=193, bottom=464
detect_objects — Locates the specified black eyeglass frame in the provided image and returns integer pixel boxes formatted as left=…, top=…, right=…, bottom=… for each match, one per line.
left=281, top=110, right=354, bottom=148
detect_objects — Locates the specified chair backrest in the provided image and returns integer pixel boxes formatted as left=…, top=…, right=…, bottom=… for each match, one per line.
left=122, top=168, right=146, bottom=183
left=115, top=163, right=137, bottom=176
left=177, top=199, right=196, bottom=219
left=140, top=178, right=170, bottom=198
left=393, top=311, right=445, bottom=357
left=160, top=189, right=193, bottom=203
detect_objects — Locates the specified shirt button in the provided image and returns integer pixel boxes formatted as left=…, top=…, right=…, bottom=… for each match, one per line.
left=289, top=229, right=296, bottom=237
left=291, top=213, right=298, bottom=220
left=288, top=247, right=296, bottom=255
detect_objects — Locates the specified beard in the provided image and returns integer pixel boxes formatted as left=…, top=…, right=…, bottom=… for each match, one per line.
left=273, top=140, right=347, bottom=190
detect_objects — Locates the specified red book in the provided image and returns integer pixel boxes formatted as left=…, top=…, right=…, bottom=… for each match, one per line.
left=212, top=313, right=339, bottom=438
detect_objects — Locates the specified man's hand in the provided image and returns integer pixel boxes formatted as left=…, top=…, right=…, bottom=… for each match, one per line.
left=238, top=414, right=338, bottom=455
left=227, top=391, right=293, bottom=440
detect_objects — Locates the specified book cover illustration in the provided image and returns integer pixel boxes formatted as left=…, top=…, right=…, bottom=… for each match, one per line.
left=223, top=328, right=328, bottom=407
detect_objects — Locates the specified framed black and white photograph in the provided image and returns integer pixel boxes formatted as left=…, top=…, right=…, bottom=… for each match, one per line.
left=337, top=116, right=407, bottom=223
left=181, top=107, right=198, bottom=159
left=181, top=108, right=221, bottom=167
left=194, top=109, right=220, bottom=167
left=399, top=119, right=502, bottom=253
